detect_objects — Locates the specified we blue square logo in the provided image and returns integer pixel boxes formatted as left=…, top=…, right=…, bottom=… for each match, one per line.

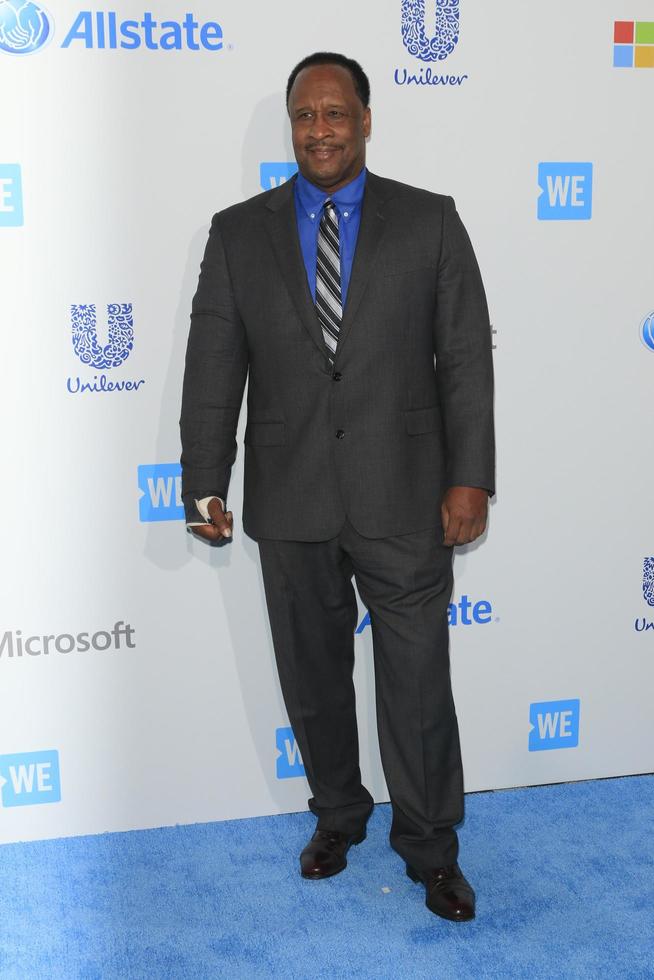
left=0, top=750, right=61, bottom=807
left=537, top=163, right=593, bottom=220
left=260, top=162, right=298, bottom=191
left=137, top=463, right=184, bottom=522
left=529, top=699, right=580, bottom=751
left=0, top=164, right=23, bottom=227
left=275, top=727, right=305, bottom=779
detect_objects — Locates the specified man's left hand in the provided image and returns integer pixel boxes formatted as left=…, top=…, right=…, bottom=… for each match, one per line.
left=441, top=486, right=488, bottom=547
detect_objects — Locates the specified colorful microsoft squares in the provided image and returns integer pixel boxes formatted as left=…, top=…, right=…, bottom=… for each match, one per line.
left=614, top=20, right=654, bottom=67
left=614, top=44, right=634, bottom=66
left=614, top=20, right=634, bottom=42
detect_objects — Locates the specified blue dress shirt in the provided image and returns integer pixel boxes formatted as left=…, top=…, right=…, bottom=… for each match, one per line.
left=294, top=167, right=367, bottom=308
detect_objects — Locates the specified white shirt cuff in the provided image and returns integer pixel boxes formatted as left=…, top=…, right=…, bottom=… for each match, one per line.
left=186, top=496, right=224, bottom=526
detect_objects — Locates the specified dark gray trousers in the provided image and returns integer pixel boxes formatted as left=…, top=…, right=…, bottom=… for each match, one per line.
left=258, top=520, right=463, bottom=870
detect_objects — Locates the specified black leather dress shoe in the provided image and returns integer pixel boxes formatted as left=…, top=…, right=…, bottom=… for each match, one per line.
left=300, top=828, right=366, bottom=879
left=406, top=863, right=476, bottom=921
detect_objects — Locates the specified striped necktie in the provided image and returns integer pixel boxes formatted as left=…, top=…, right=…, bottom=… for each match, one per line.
left=315, top=200, right=342, bottom=362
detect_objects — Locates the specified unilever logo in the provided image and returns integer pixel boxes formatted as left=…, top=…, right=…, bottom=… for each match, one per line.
left=67, top=302, right=145, bottom=394
left=0, top=0, right=52, bottom=55
left=643, top=558, right=654, bottom=606
left=634, top=557, right=654, bottom=634
left=72, top=303, right=133, bottom=369
left=401, top=0, right=459, bottom=62
left=396, top=0, right=467, bottom=88
left=640, top=311, right=654, bottom=353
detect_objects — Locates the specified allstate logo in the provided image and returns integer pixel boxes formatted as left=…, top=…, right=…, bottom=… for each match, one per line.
left=71, top=303, right=133, bottom=369
left=401, top=0, right=459, bottom=62
left=640, top=311, right=654, bottom=353
left=643, top=558, right=654, bottom=607
left=0, top=0, right=52, bottom=55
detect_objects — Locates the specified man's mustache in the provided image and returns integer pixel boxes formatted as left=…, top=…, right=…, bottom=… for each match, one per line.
left=305, top=142, right=344, bottom=151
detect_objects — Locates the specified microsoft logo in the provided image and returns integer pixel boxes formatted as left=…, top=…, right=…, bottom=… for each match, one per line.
left=613, top=20, right=654, bottom=68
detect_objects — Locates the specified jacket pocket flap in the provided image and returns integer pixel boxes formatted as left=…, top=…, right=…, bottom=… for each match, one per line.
left=380, top=264, right=437, bottom=280
left=405, top=407, right=439, bottom=436
left=245, top=421, right=286, bottom=446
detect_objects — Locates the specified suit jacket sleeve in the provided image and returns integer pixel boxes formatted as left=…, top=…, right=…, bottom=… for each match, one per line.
left=179, top=214, right=249, bottom=523
left=433, top=196, right=495, bottom=495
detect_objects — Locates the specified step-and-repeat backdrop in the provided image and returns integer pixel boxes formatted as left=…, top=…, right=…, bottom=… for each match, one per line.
left=1, top=0, right=652, bottom=844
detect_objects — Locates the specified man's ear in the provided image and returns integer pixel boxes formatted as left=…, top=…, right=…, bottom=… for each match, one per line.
left=363, top=107, right=372, bottom=139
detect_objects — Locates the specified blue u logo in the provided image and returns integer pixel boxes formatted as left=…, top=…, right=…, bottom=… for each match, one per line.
left=643, top=558, right=654, bottom=608
left=401, top=0, right=459, bottom=63
left=70, top=303, right=134, bottom=370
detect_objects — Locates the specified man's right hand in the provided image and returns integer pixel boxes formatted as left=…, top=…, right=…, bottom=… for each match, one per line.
left=190, top=497, right=233, bottom=542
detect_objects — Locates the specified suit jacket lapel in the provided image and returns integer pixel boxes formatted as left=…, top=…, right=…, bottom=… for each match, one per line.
left=263, top=170, right=393, bottom=363
left=334, top=173, right=388, bottom=362
left=264, top=177, right=327, bottom=359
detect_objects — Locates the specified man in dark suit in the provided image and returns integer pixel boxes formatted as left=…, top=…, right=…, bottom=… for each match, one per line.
left=180, top=52, right=494, bottom=922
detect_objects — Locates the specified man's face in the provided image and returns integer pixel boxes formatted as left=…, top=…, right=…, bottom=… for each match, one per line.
left=288, top=64, right=371, bottom=194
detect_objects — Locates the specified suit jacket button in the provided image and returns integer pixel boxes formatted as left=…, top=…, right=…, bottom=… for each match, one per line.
left=332, top=371, right=342, bottom=381
left=336, top=429, right=345, bottom=439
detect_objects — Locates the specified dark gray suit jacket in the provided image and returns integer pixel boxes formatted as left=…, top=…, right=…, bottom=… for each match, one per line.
left=180, top=171, right=494, bottom=541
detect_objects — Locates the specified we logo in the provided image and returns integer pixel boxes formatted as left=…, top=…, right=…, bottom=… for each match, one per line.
left=275, top=727, right=305, bottom=779
left=259, top=163, right=297, bottom=191
left=528, top=699, right=580, bottom=752
left=537, top=163, right=593, bottom=220
left=0, top=163, right=23, bottom=226
left=0, top=750, right=61, bottom=807
left=137, top=463, right=184, bottom=522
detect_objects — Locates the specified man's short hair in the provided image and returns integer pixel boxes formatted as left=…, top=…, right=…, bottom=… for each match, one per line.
left=286, top=52, right=371, bottom=108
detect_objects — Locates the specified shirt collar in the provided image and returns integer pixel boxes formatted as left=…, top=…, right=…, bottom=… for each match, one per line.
left=295, top=167, right=367, bottom=223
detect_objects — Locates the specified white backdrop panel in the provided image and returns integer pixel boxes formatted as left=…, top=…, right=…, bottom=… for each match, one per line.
left=1, top=0, right=652, bottom=843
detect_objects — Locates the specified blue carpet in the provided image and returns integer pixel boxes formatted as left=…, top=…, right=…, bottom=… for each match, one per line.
left=1, top=775, right=653, bottom=979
